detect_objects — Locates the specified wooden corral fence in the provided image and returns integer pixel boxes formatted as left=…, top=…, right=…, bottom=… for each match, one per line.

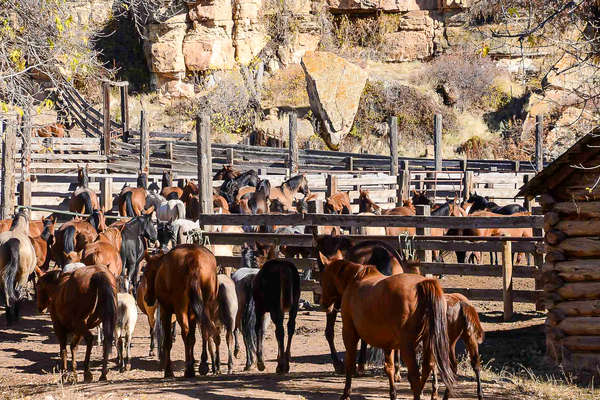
left=191, top=211, right=544, bottom=321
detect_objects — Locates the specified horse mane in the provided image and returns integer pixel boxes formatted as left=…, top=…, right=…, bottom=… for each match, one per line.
left=10, top=212, right=29, bottom=233
left=283, top=174, right=305, bottom=191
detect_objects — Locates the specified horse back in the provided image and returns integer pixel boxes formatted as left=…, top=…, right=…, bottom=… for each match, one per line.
left=254, top=260, right=300, bottom=313
left=0, top=231, right=36, bottom=286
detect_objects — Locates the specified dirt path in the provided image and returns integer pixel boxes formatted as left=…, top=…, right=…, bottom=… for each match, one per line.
left=0, top=297, right=543, bottom=400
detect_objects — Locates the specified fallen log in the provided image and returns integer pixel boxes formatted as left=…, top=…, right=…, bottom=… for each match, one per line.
left=556, top=282, right=600, bottom=300
left=557, top=317, right=600, bottom=336
left=553, top=300, right=600, bottom=317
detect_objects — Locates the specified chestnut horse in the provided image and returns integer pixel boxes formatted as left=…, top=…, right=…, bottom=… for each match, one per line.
left=161, top=170, right=183, bottom=200
left=35, top=123, right=66, bottom=138
left=29, top=223, right=55, bottom=275
left=51, top=210, right=106, bottom=267
left=325, top=192, right=351, bottom=215
left=69, top=166, right=100, bottom=214
left=269, top=174, right=310, bottom=212
left=118, top=173, right=148, bottom=217
left=214, top=165, right=241, bottom=181
left=143, top=244, right=218, bottom=378
left=358, top=190, right=416, bottom=235
left=0, top=212, right=37, bottom=324
left=319, top=258, right=455, bottom=400
left=36, top=266, right=117, bottom=383
left=431, top=293, right=485, bottom=400
left=0, top=214, right=56, bottom=236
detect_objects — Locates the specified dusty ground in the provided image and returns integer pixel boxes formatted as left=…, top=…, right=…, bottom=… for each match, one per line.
left=0, top=288, right=546, bottom=400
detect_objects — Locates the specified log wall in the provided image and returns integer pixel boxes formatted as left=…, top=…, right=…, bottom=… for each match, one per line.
left=540, top=192, right=600, bottom=372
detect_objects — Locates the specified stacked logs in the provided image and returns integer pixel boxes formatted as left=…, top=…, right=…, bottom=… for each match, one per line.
left=540, top=193, right=600, bottom=371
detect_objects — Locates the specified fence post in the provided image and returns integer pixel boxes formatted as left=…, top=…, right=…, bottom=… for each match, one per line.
left=346, top=156, right=353, bottom=172
left=100, top=177, right=113, bottom=212
left=535, top=114, right=543, bottom=172
left=389, top=116, right=398, bottom=176
left=307, top=199, right=323, bottom=235
left=288, top=110, right=298, bottom=174
left=397, top=160, right=410, bottom=205
left=434, top=113, right=442, bottom=172
left=533, top=207, right=544, bottom=311
left=102, top=81, right=111, bottom=156
left=19, top=110, right=32, bottom=211
left=326, top=174, right=338, bottom=198
left=415, top=205, right=431, bottom=265
left=120, top=82, right=129, bottom=142
left=139, top=110, right=149, bottom=175
left=166, top=142, right=174, bottom=167
left=463, top=171, right=473, bottom=202
left=196, top=113, right=213, bottom=217
left=1, top=123, right=16, bottom=219
left=523, top=174, right=532, bottom=212
left=502, top=240, right=513, bottom=321
left=226, top=147, right=235, bottom=166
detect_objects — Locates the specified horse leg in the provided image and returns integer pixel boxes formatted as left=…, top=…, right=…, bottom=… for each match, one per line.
left=399, top=341, right=423, bottom=400
left=234, top=327, right=240, bottom=359
left=384, top=349, right=397, bottom=400
left=70, top=335, right=80, bottom=383
left=270, top=310, right=286, bottom=374
left=419, top=346, right=435, bottom=400
left=177, top=312, right=194, bottom=378
left=432, top=369, right=439, bottom=400
left=213, top=332, right=222, bottom=374
left=454, top=334, right=483, bottom=400
left=161, top=309, right=175, bottom=378
left=255, top=310, right=267, bottom=372
left=394, top=350, right=401, bottom=382
left=148, top=312, right=156, bottom=357
left=199, top=314, right=211, bottom=376
left=100, top=324, right=111, bottom=381
left=357, top=340, right=367, bottom=376
left=340, top=322, right=360, bottom=400
left=226, top=324, right=234, bottom=374
left=83, top=332, right=94, bottom=383
left=125, top=331, right=133, bottom=371
left=284, top=304, right=298, bottom=374
left=118, top=336, right=125, bottom=372
left=325, top=310, right=344, bottom=374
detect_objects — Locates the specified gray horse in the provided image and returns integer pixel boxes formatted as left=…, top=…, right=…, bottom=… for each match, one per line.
left=210, top=274, right=238, bottom=374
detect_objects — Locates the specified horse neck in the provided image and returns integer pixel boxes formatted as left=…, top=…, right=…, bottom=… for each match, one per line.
left=432, top=202, right=450, bottom=216
left=11, top=218, right=29, bottom=235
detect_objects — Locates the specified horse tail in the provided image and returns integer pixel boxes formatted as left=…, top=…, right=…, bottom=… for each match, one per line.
left=189, top=275, right=216, bottom=335
left=460, top=300, right=484, bottom=344
left=175, top=201, right=185, bottom=220
left=154, top=304, right=164, bottom=361
left=280, top=267, right=294, bottom=312
left=63, top=225, right=76, bottom=254
left=1, top=238, right=21, bottom=306
left=416, top=279, right=455, bottom=394
left=80, top=190, right=93, bottom=214
left=91, top=272, right=117, bottom=350
left=123, top=191, right=135, bottom=217
left=241, top=280, right=257, bottom=356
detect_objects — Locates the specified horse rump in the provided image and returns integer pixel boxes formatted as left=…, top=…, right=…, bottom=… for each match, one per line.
left=123, top=191, right=135, bottom=217
left=189, top=277, right=216, bottom=334
left=461, top=300, right=484, bottom=344
left=80, top=190, right=94, bottom=214
left=63, top=225, right=77, bottom=254
left=416, top=279, right=455, bottom=394
left=1, top=238, right=21, bottom=310
left=241, top=279, right=257, bottom=356
left=90, top=272, right=117, bottom=351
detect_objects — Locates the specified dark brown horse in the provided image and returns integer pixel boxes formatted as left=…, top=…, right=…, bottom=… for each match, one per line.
left=358, top=190, right=416, bottom=235
left=143, top=245, right=218, bottom=378
left=0, top=214, right=56, bottom=236
left=214, top=165, right=241, bottom=181
left=51, top=211, right=106, bottom=267
left=319, top=258, right=455, bottom=400
left=36, top=266, right=117, bottom=382
left=118, top=173, right=149, bottom=217
left=269, top=174, right=310, bottom=212
left=325, top=192, right=351, bottom=215
left=69, top=166, right=100, bottom=214
left=431, top=293, right=485, bottom=400
left=160, top=170, right=183, bottom=200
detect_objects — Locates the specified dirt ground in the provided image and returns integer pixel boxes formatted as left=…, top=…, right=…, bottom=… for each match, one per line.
left=0, top=278, right=545, bottom=400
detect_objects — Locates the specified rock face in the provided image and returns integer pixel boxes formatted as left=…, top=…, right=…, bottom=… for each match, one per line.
left=301, top=51, right=368, bottom=149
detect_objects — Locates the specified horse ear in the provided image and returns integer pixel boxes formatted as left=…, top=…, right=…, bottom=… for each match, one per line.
left=318, top=251, right=332, bottom=269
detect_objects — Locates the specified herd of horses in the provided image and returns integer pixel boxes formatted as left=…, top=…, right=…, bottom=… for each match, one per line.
left=0, top=164, right=533, bottom=399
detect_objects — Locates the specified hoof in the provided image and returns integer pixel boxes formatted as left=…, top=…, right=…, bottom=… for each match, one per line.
left=125, top=363, right=132, bottom=372
left=83, top=371, right=93, bottom=383
left=198, top=362, right=209, bottom=376
left=98, top=374, right=107, bottom=382
left=257, top=360, right=265, bottom=372
left=164, top=369, right=175, bottom=379
left=339, top=395, right=350, bottom=400
left=119, top=366, right=125, bottom=373
left=394, top=373, right=401, bottom=382
left=243, top=364, right=254, bottom=371
left=334, top=362, right=345, bottom=375
left=184, top=367, right=195, bottom=378
left=234, top=348, right=240, bottom=358
left=149, top=350, right=155, bottom=357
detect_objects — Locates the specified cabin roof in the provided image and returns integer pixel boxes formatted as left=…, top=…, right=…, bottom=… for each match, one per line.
left=518, top=128, right=600, bottom=198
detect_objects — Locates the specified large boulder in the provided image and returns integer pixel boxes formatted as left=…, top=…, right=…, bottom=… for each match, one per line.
left=301, top=51, right=368, bottom=149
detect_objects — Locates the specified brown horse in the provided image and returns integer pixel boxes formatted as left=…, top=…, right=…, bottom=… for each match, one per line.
left=81, top=241, right=123, bottom=277
left=358, top=190, right=416, bottom=236
left=0, top=214, right=56, bottom=237
left=269, top=174, right=310, bottom=212
left=29, top=225, right=54, bottom=275
left=325, top=192, right=352, bottom=215
left=431, top=293, right=485, bottom=400
left=51, top=211, right=106, bottom=267
left=118, top=174, right=149, bottom=217
left=214, top=165, right=241, bottom=181
left=35, top=123, right=66, bottom=138
left=160, top=170, right=183, bottom=200
left=36, top=266, right=117, bottom=383
left=69, top=166, right=101, bottom=214
left=213, top=194, right=230, bottom=213
left=181, top=180, right=199, bottom=203
left=319, top=258, right=455, bottom=400
left=143, top=245, right=218, bottom=378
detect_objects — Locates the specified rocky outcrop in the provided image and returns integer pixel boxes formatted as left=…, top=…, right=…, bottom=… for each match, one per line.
left=301, top=51, right=368, bottom=149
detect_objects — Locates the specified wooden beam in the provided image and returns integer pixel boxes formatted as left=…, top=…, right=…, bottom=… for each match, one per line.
left=19, top=110, right=31, bottom=209
left=502, top=240, right=513, bottom=321
left=326, top=174, right=338, bottom=198
left=416, top=205, right=431, bottom=263
left=100, top=177, right=113, bottom=212
left=102, top=81, right=111, bottom=156
left=196, top=113, right=213, bottom=217
left=389, top=116, right=398, bottom=176
left=1, top=122, right=16, bottom=218
left=535, top=114, right=543, bottom=172
left=288, top=110, right=298, bottom=174
left=434, top=113, right=442, bottom=172
left=139, top=110, right=149, bottom=174
left=120, top=82, right=129, bottom=142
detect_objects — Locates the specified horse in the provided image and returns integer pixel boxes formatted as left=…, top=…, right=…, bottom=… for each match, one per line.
left=237, top=179, right=271, bottom=215
left=146, top=190, right=186, bottom=222
left=69, top=166, right=101, bottom=214
left=181, top=180, right=199, bottom=204
left=115, top=292, right=138, bottom=372
left=214, top=165, right=241, bottom=181
left=429, top=199, right=468, bottom=262
left=0, top=212, right=37, bottom=324
left=35, top=123, right=66, bottom=138
left=319, top=258, right=455, bottom=400
left=143, top=245, right=218, bottom=378
left=325, top=192, right=352, bottom=215
left=36, top=266, right=117, bottom=383
left=213, top=194, right=230, bottom=213
left=0, top=214, right=56, bottom=236
left=464, top=192, right=526, bottom=215
left=211, top=274, right=238, bottom=374
left=29, top=223, right=55, bottom=275
left=430, top=293, right=485, bottom=400
left=315, top=238, right=410, bottom=375
left=51, top=210, right=106, bottom=267
left=269, top=174, right=310, bottom=212
left=411, top=189, right=434, bottom=207
left=80, top=238, right=123, bottom=278
left=358, top=190, right=416, bottom=235
left=249, top=259, right=300, bottom=374
left=160, top=170, right=184, bottom=200
left=121, top=214, right=158, bottom=288
left=118, top=173, right=149, bottom=217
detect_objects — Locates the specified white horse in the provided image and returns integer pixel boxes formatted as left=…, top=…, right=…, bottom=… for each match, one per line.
left=62, top=262, right=86, bottom=274
left=115, top=292, right=138, bottom=372
left=146, top=191, right=185, bottom=223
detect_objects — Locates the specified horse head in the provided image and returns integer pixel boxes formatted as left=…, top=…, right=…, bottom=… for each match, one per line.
left=137, top=172, right=148, bottom=189
left=358, top=190, right=381, bottom=215
left=10, top=211, right=30, bottom=234
left=77, top=165, right=89, bottom=188
left=89, top=210, right=107, bottom=232
left=148, top=181, right=160, bottom=194
left=36, top=269, right=62, bottom=312
left=141, top=214, right=158, bottom=243
left=142, top=249, right=165, bottom=306
left=157, top=222, right=175, bottom=250
left=411, top=189, right=433, bottom=207
left=241, top=243, right=259, bottom=269
left=161, top=170, right=173, bottom=188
